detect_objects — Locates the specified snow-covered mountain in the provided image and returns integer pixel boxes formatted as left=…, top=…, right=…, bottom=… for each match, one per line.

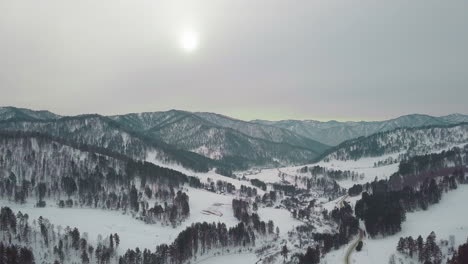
left=2, top=107, right=468, bottom=264
left=0, top=114, right=216, bottom=172
left=3, top=107, right=468, bottom=172
left=110, top=110, right=330, bottom=168
left=0, top=106, right=60, bottom=121
left=254, top=114, right=468, bottom=146
left=321, top=123, right=468, bottom=162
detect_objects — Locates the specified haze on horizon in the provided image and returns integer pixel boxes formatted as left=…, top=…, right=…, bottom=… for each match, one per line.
left=1, top=0, right=467, bottom=121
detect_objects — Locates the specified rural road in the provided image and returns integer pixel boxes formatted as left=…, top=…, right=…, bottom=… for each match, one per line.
left=344, top=229, right=364, bottom=264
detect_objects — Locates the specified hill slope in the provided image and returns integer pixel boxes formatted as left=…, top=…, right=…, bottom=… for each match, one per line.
left=320, top=123, right=468, bottom=162
left=0, top=115, right=217, bottom=172
left=110, top=110, right=329, bottom=168
left=0, top=106, right=61, bottom=121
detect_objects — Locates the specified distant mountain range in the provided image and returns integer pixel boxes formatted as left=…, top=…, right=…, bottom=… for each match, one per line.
left=1, top=106, right=467, bottom=171
left=110, top=110, right=328, bottom=166
left=0, top=107, right=328, bottom=170
left=253, top=113, right=468, bottom=145
left=321, top=123, right=468, bottom=162
left=0, top=106, right=60, bottom=121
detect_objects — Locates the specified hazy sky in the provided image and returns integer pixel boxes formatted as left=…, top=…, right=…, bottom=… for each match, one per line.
left=1, top=0, right=467, bottom=121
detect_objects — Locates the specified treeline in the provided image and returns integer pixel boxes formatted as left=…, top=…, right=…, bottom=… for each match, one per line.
left=204, top=178, right=236, bottom=194
left=355, top=145, right=468, bottom=238
left=141, top=190, right=190, bottom=226
left=447, top=239, right=468, bottom=264
left=374, top=156, right=400, bottom=167
left=0, top=206, right=118, bottom=264
left=300, top=165, right=363, bottom=181
left=0, top=243, right=34, bottom=264
left=120, top=222, right=256, bottom=264
left=119, top=199, right=278, bottom=264
left=322, top=125, right=468, bottom=162
left=232, top=199, right=277, bottom=236
left=389, top=145, right=468, bottom=190
left=250, top=179, right=267, bottom=191
left=356, top=173, right=461, bottom=238
left=396, top=232, right=443, bottom=264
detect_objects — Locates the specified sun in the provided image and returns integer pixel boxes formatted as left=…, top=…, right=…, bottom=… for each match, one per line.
left=179, top=30, right=199, bottom=53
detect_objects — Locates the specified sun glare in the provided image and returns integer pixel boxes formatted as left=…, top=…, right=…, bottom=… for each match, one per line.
left=180, top=30, right=199, bottom=53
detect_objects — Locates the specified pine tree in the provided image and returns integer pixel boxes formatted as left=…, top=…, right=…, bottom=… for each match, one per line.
left=114, top=233, right=120, bottom=247
left=397, top=237, right=406, bottom=253
left=281, top=245, right=289, bottom=262
left=110, top=234, right=114, bottom=249
left=81, top=250, right=90, bottom=264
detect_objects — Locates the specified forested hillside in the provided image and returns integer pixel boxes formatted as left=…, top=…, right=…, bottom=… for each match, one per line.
left=111, top=110, right=329, bottom=168
left=0, top=131, right=200, bottom=226
left=321, top=124, right=468, bottom=162
left=0, top=115, right=217, bottom=172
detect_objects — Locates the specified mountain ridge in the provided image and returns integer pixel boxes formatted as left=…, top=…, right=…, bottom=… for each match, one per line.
left=2, top=106, right=468, bottom=171
left=253, top=113, right=468, bottom=145
left=318, top=122, right=468, bottom=162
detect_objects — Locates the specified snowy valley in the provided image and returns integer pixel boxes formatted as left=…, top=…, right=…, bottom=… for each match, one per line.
left=0, top=107, right=467, bottom=264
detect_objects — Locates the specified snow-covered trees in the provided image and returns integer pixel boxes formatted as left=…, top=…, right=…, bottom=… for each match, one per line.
left=0, top=133, right=199, bottom=226
left=397, top=232, right=443, bottom=264
left=0, top=243, right=34, bottom=264
left=447, top=239, right=468, bottom=264
left=298, top=246, right=320, bottom=264
left=120, top=221, right=257, bottom=264
left=356, top=155, right=465, bottom=239
left=0, top=206, right=119, bottom=264
left=281, top=245, right=289, bottom=261
left=355, top=187, right=406, bottom=237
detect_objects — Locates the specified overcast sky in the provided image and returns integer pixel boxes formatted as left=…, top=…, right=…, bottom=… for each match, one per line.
left=1, top=0, right=467, bottom=121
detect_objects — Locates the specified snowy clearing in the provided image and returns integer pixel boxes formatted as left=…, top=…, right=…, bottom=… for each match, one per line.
left=193, top=252, right=257, bottom=264
left=0, top=188, right=240, bottom=254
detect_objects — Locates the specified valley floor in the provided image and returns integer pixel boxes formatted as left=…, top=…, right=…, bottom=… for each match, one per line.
left=193, top=252, right=257, bottom=264
left=0, top=186, right=300, bottom=260
left=0, top=188, right=239, bottom=254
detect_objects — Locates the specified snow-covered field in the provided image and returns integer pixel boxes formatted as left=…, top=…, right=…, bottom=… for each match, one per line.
left=324, top=184, right=468, bottom=264
left=316, top=156, right=400, bottom=188
left=194, top=253, right=257, bottom=264
left=0, top=185, right=299, bottom=258
left=240, top=154, right=399, bottom=189
left=146, top=151, right=265, bottom=193
left=257, top=207, right=302, bottom=236
left=0, top=188, right=239, bottom=254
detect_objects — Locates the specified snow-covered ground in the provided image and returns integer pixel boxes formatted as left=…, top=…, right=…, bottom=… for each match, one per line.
left=316, top=155, right=400, bottom=188
left=239, top=154, right=399, bottom=189
left=146, top=151, right=265, bottom=194
left=257, top=207, right=302, bottom=236
left=0, top=187, right=240, bottom=254
left=193, top=253, right=257, bottom=264
left=0, top=185, right=299, bottom=258
left=323, top=184, right=468, bottom=264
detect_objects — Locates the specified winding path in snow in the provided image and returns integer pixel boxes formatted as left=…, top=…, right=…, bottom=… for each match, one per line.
left=344, top=229, right=364, bottom=264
